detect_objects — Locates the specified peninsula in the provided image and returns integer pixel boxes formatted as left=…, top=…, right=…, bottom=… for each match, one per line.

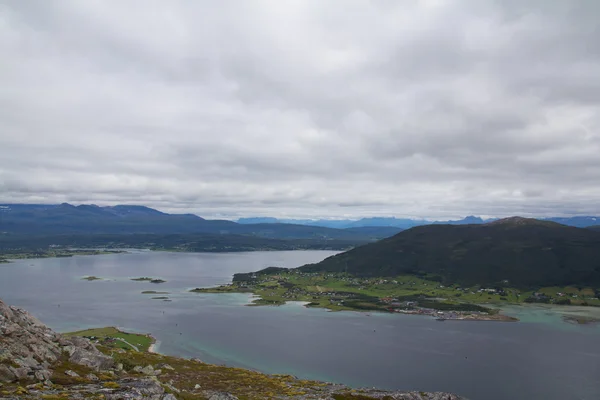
left=192, top=218, right=600, bottom=320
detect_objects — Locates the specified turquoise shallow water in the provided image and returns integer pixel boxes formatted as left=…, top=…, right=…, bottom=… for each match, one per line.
left=0, top=250, right=599, bottom=400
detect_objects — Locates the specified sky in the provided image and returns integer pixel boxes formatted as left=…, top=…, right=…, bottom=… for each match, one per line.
left=1, top=1, right=600, bottom=220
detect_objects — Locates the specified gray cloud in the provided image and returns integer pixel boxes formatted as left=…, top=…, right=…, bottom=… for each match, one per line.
left=1, top=0, right=600, bottom=219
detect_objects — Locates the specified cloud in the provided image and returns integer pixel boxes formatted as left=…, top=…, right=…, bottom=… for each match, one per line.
left=1, top=0, right=599, bottom=219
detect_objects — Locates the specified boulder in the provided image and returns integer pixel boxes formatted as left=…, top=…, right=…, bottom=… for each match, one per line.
left=141, top=365, right=154, bottom=375
left=0, top=364, right=16, bottom=383
left=68, top=347, right=114, bottom=371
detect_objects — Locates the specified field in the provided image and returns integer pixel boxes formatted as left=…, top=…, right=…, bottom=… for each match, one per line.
left=64, top=327, right=155, bottom=352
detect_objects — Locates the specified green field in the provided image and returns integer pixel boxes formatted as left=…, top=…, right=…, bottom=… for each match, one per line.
left=64, top=327, right=155, bottom=352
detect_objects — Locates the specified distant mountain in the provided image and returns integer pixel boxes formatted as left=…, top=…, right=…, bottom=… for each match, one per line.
left=238, top=215, right=600, bottom=229
left=237, top=215, right=489, bottom=229
left=544, top=216, right=600, bottom=228
left=0, top=203, right=393, bottom=240
left=298, top=217, right=600, bottom=288
left=342, top=226, right=404, bottom=237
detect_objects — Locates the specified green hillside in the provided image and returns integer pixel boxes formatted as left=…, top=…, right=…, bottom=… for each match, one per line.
left=298, top=217, right=600, bottom=288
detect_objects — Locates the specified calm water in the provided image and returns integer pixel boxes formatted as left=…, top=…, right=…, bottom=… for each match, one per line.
left=0, top=251, right=599, bottom=400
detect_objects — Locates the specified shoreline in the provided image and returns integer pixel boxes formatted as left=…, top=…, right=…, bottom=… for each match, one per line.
left=1, top=249, right=127, bottom=262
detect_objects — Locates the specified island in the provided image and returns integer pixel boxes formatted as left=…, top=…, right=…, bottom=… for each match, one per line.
left=131, top=277, right=167, bottom=284
left=81, top=276, right=103, bottom=281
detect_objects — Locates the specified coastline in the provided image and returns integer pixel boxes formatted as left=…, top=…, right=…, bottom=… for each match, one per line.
left=0, top=249, right=126, bottom=262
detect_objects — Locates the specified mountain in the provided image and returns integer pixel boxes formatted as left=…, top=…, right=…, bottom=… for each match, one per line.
left=544, top=216, right=600, bottom=227
left=298, top=217, right=600, bottom=288
left=238, top=215, right=600, bottom=229
left=0, top=203, right=394, bottom=240
left=342, top=226, right=404, bottom=236
left=238, top=215, right=491, bottom=229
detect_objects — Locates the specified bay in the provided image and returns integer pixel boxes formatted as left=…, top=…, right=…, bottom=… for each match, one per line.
left=0, top=250, right=599, bottom=400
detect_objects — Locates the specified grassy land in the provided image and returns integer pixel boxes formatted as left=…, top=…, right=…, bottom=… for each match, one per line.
left=64, top=327, right=155, bottom=352
left=190, top=271, right=600, bottom=316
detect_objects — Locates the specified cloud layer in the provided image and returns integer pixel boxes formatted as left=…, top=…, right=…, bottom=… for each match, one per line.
left=1, top=0, right=600, bottom=219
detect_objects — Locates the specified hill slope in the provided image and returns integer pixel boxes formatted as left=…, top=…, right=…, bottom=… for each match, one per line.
left=299, top=217, right=600, bottom=288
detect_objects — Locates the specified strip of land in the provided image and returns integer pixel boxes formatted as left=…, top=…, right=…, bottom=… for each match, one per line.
left=0, top=249, right=124, bottom=261
left=191, top=270, right=600, bottom=321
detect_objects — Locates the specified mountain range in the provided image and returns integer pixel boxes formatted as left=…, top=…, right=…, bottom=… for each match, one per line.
left=238, top=215, right=600, bottom=229
left=2, top=203, right=599, bottom=242
left=0, top=203, right=401, bottom=240
left=237, top=215, right=486, bottom=229
left=298, top=217, right=600, bottom=288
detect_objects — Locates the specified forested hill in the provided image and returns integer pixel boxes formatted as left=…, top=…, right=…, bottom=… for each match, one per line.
left=298, top=217, right=600, bottom=288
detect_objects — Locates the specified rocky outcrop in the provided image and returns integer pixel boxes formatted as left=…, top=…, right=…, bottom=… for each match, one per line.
left=0, top=299, right=113, bottom=383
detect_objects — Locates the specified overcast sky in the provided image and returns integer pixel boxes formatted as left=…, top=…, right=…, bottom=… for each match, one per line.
left=1, top=1, right=599, bottom=220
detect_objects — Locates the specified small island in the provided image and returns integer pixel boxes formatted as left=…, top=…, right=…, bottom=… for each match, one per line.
left=82, top=276, right=103, bottom=281
left=563, top=315, right=600, bottom=325
left=141, top=290, right=169, bottom=294
left=131, top=277, right=167, bottom=284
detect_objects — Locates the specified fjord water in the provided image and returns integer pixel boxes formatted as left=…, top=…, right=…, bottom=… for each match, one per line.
left=1, top=251, right=599, bottom=400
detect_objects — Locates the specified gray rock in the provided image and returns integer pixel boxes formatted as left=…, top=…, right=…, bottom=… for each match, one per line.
left=208, top=393, right=239, bottom=400
left=141, top=365, right=154, bottom=375
left=68, top=347, right=114, bottom=371
left=12, top=367, right=31, bottom=380
left=162, top=394, right=177, bottom=400
left=0, top=297, right=112, bottom=383
left=65, top=370, right=80, bottom=377
left=86, top=373, right=99, bottom=381
left=115, top=363, right=124, bottom=371
left=133, top=366, right=144, bottom=373
left=34, top=369, right=51, bottom=381
left=0, top=364, right=16, bottom=383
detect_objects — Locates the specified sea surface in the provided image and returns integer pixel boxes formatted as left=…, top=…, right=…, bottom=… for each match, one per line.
left=0, top=250, right=599, bottom=400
